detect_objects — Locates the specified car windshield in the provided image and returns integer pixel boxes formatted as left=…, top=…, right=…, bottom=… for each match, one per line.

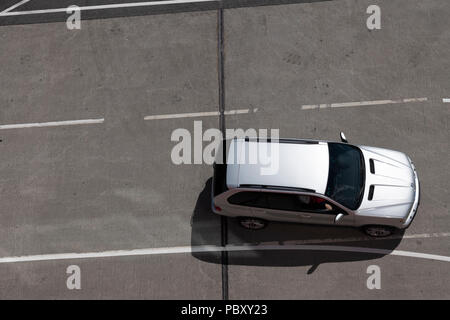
left=325, top=143, right=365, bottom=210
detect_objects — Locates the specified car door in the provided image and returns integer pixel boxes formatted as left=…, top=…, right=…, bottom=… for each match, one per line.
left=226, top=190, right=291, bottom=222
left=263, top=192, right=340, bottom=225
left=226, top=190, right=269, bottom=218
left=295, top=195, right=343, bottom=225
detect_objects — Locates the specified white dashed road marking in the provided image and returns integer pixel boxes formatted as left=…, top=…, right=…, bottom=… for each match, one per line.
left=302, top=97, right=428, bottom=110
left=144, top=108, right=257, bottom=120
left=144, top=111, right=219, bottom=120
left=0, top=118, right=104, bottom=130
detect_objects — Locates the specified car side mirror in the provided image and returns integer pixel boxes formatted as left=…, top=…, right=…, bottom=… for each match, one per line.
left=340, top=132, right=348, bottom=143
left=335, top=213, right=345, bottom=223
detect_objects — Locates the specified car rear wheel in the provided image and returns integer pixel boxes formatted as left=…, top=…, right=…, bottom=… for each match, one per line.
left=238, top=217, right=267, bottom=230
left=363, top=225, right=395, bottom=237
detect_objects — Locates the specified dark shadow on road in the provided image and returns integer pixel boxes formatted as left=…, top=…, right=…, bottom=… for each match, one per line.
left=0, top=0, right=334, bottom=26
left=190, top=178, right=224, bottom=264
left=191, top=178, right=404, bottom=271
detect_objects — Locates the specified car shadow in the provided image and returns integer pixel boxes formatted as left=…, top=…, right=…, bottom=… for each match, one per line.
left=191, top=178, right=404, bottom=272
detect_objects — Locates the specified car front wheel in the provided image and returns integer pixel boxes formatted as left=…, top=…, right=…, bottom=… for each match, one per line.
left=363, top=225, right=395, bottom=237
left=238, top=217, right=267, bottom=230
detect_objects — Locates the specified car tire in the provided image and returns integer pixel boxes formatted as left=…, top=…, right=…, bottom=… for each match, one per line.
left=363, top=225, right=395, bottom=237
left=238, top=217, right=267, bottom=230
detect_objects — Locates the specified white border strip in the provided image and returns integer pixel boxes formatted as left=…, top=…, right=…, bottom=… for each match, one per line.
left=0, top=0, right=31, bottom=14
left=0, top=118, right=104, bottom=130
left=280, top=232, right=450, bottom=245
left=0, top=243, right=449, bottom=264
left=302, top=97, right=428, bottom=110
left=144, top=108, right=256, bottom=120
left=0, top=0, right=217, bottom=16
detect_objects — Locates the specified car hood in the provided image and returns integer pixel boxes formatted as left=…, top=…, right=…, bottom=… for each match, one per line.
left=357, top=146, right=416, bottom=218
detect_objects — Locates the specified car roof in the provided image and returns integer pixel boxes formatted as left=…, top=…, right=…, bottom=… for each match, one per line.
left=226, top=138, right=330, bottom=194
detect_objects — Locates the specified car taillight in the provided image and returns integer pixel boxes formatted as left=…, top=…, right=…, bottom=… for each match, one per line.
left=214, top=205, right=222, bottom=212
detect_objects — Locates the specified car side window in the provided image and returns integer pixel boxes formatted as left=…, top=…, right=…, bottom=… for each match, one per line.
left=305, top=195, right=337, bottom=214
left=266, top=193, right=337, bottom=214
left=266, top=192, right=300, bottom=212
left=227, top=191, right=268, bottom=208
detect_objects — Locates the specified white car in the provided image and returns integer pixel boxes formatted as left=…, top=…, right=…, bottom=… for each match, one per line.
left=212, top=133, right=420, bottom=237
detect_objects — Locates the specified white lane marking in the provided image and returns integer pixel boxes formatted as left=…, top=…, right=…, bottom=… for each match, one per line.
left=0, top=0, right=217, bottom=16
left=144, top=108, right=257, bottom=120
left=443, top=98, right=450, bottom=103
left=0, top=118, right=104, bottom=130
left=1, top=233, right=450, bottom=264
left=301, top=97, right=428, bottom=110
left=144, top=111, right=218, bottom=120
left=0, top=0, right=31, bottom=14
left=224, top=108, right=254, bottom=115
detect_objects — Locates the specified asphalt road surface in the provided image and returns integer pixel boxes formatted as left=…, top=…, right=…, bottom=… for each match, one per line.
left=0, top=0, right=449, bottom=299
